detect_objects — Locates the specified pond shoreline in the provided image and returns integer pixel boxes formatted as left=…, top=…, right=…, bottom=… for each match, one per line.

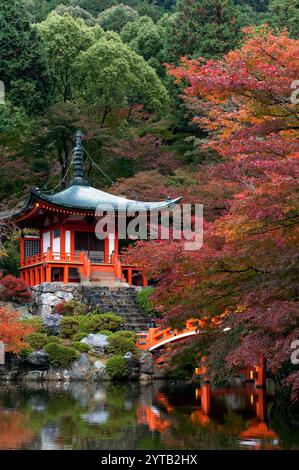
left=0, top=350, right=166, bottom=384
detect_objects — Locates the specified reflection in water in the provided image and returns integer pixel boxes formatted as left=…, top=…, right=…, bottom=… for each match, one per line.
left=0, top=381, right=298, bottom=450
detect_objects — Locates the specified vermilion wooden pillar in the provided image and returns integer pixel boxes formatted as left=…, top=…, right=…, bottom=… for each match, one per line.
left=46, top=266, right=51, bottom=283
left=20, top=236, right=25, bottom=267
left=201, top=385, right=211, bottom=416
left=63, top=266, right=69, bottom=283
left=128, top=268, right=133, bottom=286
left=60, top=225, right=66, bottom=253
left=104, top=237, right=109, bottom=263
left=256, top=355, right=266, bottom=388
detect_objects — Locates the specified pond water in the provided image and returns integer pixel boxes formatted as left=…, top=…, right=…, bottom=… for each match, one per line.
left=0, top=381, right=298, bottom=450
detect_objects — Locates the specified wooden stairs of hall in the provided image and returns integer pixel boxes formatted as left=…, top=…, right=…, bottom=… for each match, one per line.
left=88, top=270, right=126, bottom=285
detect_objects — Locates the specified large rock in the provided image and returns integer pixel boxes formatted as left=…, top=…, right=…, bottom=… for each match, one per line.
left=92, top=361, right=109, bottom=381
left=139, top=373, right=153, bottom=384
left=139, top=352, right=154, bottom=375
left=54, top=291, right=73, bottom=302
left=124, top=352, right=140, bottom=380
left=39, top=293, right=60, bottom=306
left=68, top=354, right=94, bottom=380
left=81, top=334, right=109, bottom=354
left=42, top=314, right=61, bottom=335
left=27, top=351, right=50, bottom=370
left=37, top=304, right=53, bottom=317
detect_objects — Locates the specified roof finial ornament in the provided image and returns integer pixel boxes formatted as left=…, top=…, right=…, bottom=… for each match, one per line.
left=71, top=130, right=88, bottom=186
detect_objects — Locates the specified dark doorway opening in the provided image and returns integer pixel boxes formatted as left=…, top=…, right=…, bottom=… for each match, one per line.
left=75, top=231, right=105, bottom=263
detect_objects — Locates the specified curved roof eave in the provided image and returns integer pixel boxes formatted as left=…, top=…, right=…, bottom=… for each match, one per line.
left=2, top=187, right=183, bottom=222
left=30, top=187, right=183, bottom=212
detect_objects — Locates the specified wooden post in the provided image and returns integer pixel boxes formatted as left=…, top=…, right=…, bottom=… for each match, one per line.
left=142, top=275, right=148, bottom=287
left=46, top=266, right=51, bottom=283
left=256, top=388, right=267, bottom=422
left=60, top=225, right=65, bottom=253
left=201, top=384, right=211, bottom=416
left=63, top=265, right=69, bottom=284
left=20, top=235, right=25, bottom=267
left=128, top=268, right=133, bottom=286
left=256, top=355, right=266, bottom=388
left=104, top=237, right=109, bottom=263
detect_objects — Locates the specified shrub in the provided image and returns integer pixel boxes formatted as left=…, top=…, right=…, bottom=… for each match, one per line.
left=107, top=331, right=137, bottom=355
left=136, top=287, right=154, bottom=314
left=106, top=355, right=129, bottom=380
left=72, top=332, right=88, bottom=341
left=55, top=300, right=88, bottom=316
left=83, top=313, right=123, bottom=333
left=72, top=342, right=90, bottom=353
left=21, top=317, right=46, bottom=333
left=60, top=317, right=80, bottom=338
left=27, top=332, right=48, bottom=350
left=0, top=273, right=32, bottom=303
left=97, top=330, right=113, bottom=337
left=46, top=336, right=61, bottom=344
left=19, top=347, right=34, bottom=360
left=44, top=343, right=79, bottom=368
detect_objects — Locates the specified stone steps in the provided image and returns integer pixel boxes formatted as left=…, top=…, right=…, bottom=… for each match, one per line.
left=81, top=286, right=150, bottom=332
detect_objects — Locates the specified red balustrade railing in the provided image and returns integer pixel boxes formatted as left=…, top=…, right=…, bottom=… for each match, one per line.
left=21, top=251, right=85, bottom=267
left=136, top=319, right=203, bottom=350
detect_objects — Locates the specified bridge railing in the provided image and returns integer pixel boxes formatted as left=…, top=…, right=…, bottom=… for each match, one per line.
left=136, top=318, right=205, bottom=350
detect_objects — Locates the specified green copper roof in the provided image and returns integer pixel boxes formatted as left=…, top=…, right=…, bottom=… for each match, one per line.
left=3, top=130, right=182, bottom=221
left=34, top=185, right=182, bottom=212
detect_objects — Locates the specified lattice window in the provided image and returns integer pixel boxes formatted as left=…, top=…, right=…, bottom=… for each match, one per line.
left=24, top=239, right=40, bottom=259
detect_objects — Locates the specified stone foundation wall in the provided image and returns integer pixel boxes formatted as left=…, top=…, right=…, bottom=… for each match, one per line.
left=31, top=283, right=82, bottom=317
left=30, top=283, right=149, bottom=331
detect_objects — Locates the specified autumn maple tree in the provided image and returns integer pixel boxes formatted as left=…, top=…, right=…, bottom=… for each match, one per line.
left=0, top=307, right=34, bottom=353
left=125, top=27, right=299, bottom=399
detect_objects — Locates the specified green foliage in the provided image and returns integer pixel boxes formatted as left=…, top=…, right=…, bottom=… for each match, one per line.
left=44, top=343, right=79, bottom=368
left=25, top=0, right=66, bottom=22
left=98, top=4, right=139, bottom=32
left=54, top=4, right=97, bottom=26
left=78, top=36, right=169, bottom=116
left=21, top=317, right=46, bottom=334
left=0, top=231, right=20, bottom=276
left=57, top=300, right=88, bottom=316
left=19, top=346, right=35, bottom=360
left=72, top=341, right=91, bottom=352
left=98, top=330, right=114, bottom=337
left=82, top=313, right=123, bottom=333
left=268, top=0, right=299, bottom=38
left=136, top=287, right=155, bottom=313
left=107, top=331, right=137, bottom=355
left=46, top=336, right=62, bottom=344
left=37, top=11, right=101, bottom=102
left=26, top=332, right=48, bottom=350
left=106, top=354, right=129, bottom=379
left=165, top=0, right=245, bottom=60
left=60, top=317, right=81, bottom=338
left=71, top=0, right=165, bottom=20
left=0, top=0, right=49, bottom=113
left=72, top=332, right=88, bottom=341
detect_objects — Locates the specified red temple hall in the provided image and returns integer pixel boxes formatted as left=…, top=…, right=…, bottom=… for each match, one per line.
left=8, top=132, right=181, bottom=287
